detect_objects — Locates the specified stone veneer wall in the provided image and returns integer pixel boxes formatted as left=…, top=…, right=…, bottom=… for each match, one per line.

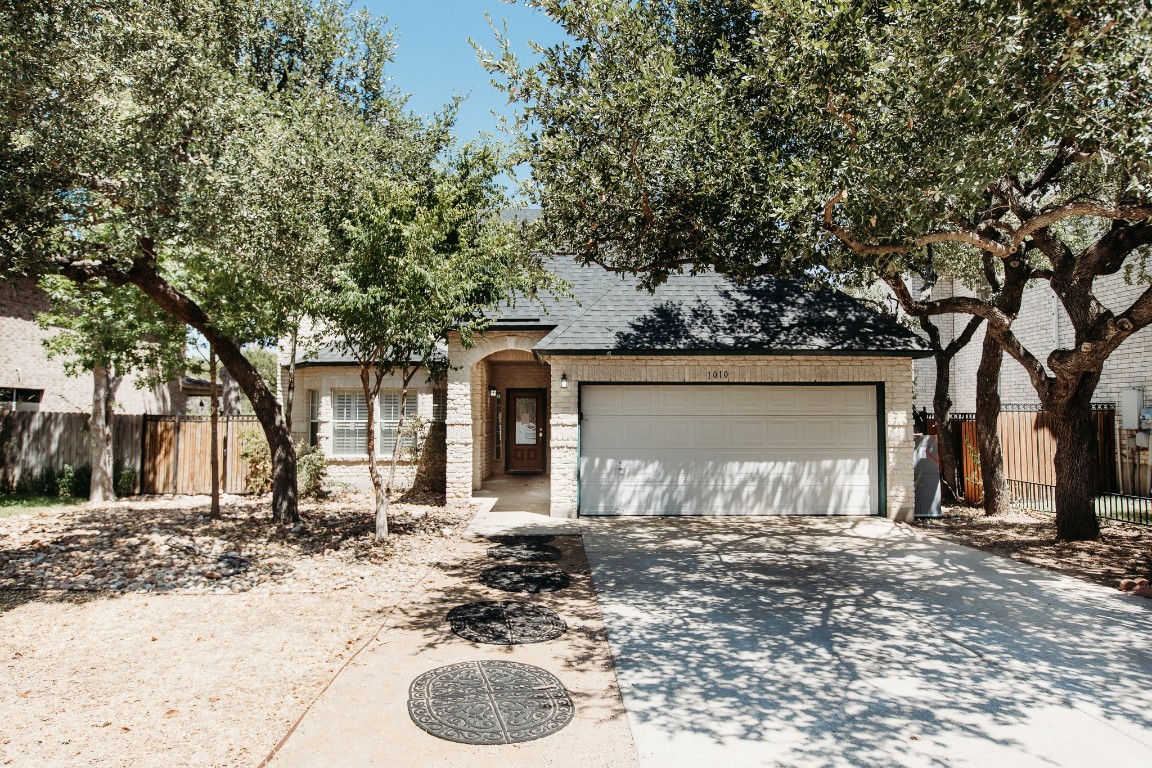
left=541, top=354, right=917, bottom=522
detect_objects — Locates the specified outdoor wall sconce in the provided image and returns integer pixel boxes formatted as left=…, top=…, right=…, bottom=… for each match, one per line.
left=489, top=387, right=498, bottom=397
left=560, top=373, right=569, bottom=389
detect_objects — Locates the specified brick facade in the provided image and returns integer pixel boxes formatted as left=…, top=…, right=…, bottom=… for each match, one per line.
left=283, top=364, right=443, bottom=492
left=911, top=273, right=1152, bottom=413
left=0, top=278, right=185, bottom=414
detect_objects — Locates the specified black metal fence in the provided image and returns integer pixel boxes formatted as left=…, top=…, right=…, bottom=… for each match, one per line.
left=942, top=403, right=1152, bottom=527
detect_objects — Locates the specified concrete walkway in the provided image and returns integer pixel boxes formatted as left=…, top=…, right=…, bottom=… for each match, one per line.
left=581, top=517, right=1152, bottom=768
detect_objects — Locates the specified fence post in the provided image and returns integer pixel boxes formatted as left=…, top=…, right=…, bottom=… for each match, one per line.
left=171, top=417, right=181, bottom=495
left=139, top=414, right=149, bottom=495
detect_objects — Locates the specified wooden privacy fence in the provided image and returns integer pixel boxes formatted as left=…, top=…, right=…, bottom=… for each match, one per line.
left=0, top=412, right=143, bottom=490
left=0, top=411, right=261, bottom=495
left=951, top=404, right=1117, bottom=506
left=139, top=415, right=259, bottom=495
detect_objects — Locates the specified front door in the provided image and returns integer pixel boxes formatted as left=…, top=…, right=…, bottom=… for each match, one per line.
left=506, top=388, right=546, bottom=473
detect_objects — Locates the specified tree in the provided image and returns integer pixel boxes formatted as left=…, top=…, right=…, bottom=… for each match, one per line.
left=1, top=0, right=402, bottom=524
left=319, top=126, right=554, bottom=541
left=486, top=0, right=1152, bottom=540
left=37, top=277, right=186, bottom=502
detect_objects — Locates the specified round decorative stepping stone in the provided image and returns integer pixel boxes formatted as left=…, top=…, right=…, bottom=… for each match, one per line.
left=408, top=660, right=574, bottom=744
left=478, top=564, right=570, bottom=594
left=447, top=600, right=567, bottom=645
left=486, top=534, right=556, bottom=546
left=487, top=542, right=562, bottom=562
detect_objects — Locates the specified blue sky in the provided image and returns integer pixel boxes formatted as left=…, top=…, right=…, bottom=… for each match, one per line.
left=359, top=1, right=566, bottom=193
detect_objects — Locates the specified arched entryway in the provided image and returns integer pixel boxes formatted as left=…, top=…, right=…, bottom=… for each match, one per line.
left=444, top=333, right=551, bottom=510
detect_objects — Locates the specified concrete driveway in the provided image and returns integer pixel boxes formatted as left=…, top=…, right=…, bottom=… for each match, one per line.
left=581, top=517, right=1152, bottom=768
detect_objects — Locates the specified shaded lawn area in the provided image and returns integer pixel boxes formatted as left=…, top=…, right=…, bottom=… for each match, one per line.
left=0, top=493, right=86, bottom=517
left=916, top=505, right=1152, bottom=589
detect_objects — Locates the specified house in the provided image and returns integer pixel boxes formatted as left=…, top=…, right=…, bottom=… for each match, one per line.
left=0, top=278, right=188, bottom=414
left=284, top=257, right=931, bottom=519
left=912, top=272, right=1152, bottom=494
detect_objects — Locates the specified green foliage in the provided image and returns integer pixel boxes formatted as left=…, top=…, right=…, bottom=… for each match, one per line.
left=37, top=277, right=188, bottom=385
left=54, top=464, right=91, bottom=498
left=486, top=1, right=1151, bottom=286
left=295, top=441, right=328, bottom=499
left=113, top=463, right=137, bottom=497
left=239, top=426, right=272, bottom=495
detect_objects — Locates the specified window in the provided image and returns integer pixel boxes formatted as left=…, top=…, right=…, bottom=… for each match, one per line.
left=332, top=390, right=369, bottom=455
left=379, top=391, right=419, bottom=454
left=432, top=388, right=447, bottom=422
left=0, top=388, right=43, bottom=412
left=331, top=389, right=417, bottom=456
left=307, top=390, right=320, bottom=447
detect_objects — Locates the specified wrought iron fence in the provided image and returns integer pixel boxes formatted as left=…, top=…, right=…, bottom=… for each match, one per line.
left=941, top=403, right=1152, bottom=526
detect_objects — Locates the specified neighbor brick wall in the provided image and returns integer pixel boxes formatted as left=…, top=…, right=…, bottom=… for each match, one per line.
left=921, top=273, right=1152, bottom=412
left=1, top=278, right=185, bottom=414
left=541, top=354, right=916, bottom=522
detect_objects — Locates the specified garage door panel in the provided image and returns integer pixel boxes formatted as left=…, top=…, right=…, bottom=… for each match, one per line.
left=582, top=385, right=622, bottom=414
left=578, top=384, right=880, bottom=516
left=581, top=479, right=875, bottom=515
left=659, top=387, right=692, bottom=413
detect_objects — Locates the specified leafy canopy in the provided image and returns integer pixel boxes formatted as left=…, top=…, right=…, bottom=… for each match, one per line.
left=485, top=0, right=1152, bottom=285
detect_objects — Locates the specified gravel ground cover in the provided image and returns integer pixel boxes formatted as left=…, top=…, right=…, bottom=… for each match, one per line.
left=0, top=491, right=472, bottom=767
left=915, top=505, right=1152, bottom=589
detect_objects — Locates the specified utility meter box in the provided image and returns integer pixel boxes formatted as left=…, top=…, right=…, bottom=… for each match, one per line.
left=1122, top=387, right=1146, bottom=429
left=1142, top=407, right=1152, bottom=431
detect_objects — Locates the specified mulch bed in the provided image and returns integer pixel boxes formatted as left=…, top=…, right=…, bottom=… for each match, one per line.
left=915, top=505, right=1152, bottom=589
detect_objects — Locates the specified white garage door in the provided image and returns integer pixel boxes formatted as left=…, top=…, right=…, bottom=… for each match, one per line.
left=579, top=384, right=880, bottom=516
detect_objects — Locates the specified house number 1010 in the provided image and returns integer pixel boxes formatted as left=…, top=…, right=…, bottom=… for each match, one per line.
left=706, top=370, right=730, bottom=380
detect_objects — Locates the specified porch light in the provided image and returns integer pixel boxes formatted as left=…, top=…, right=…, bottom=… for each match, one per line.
left=560, top=373, right=569, bottom=389
left=489, top=387, right=497, bottom=397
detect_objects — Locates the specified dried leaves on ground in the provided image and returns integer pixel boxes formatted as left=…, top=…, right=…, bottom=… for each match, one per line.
left=0, top=490, right=468, bottom=597
left=916, top=506, right=1152, bottom=589
left=0, top=492, right=474, bottom=768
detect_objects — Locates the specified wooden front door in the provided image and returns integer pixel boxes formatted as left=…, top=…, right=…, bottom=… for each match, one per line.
left=506, top=389, right=546, bottom=473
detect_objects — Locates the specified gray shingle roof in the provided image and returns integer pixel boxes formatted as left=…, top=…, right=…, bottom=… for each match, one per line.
left=295, top=254, right=930, bottom=365
left=533, top=270, right=930, bottom=357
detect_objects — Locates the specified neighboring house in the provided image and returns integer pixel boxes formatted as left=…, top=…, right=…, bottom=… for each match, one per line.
left=911, top=273, right=1152, bottom=496
left=0, top=278, right=187, bottom=414
left=913, top=273, right=1152, bottom=413
left=284, top=257, right=930, bottom=519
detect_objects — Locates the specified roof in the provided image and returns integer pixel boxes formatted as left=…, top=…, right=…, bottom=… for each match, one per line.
left=293, top=343, right=436, bottom=368
left=293, top=255, right=930, bottom=366
left=533, top=269, right=930, bottom=357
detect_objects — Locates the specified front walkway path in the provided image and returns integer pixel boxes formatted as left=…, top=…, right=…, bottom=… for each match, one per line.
left=581, top=516, right=1152, bottom=768
left=268, top=509, right=635, bottom=767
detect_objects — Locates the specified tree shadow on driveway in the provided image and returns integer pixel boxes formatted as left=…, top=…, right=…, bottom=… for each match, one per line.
left=580, top=517, right=1152, bottom=768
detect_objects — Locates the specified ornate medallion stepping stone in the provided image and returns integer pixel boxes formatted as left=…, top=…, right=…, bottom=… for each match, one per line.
left=478, top=564, right=570, bottom=594
left=447, top=600, right=567, bottom=645
left=408, top=660, right=575, bottom=744
left=487, top=542, right=562, bottom=562
left=486, top=534, right=556, bottom=546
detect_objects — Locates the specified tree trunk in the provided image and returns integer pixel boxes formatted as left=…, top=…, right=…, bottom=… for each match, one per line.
left=285, top=327, right=298, bottom=436
left=383, top=368, right=418, bottom=536
left=122, top=257, right=298, bottom=524
left=932, top=353, right=960, bottom=502
left=220, top=366, right=241, bottom=416
left=975, top=332, right=1010, bottom=515
left=360, top=366, right=388, bottom=542
left=88, top=363, right=116, bottom=504
left=1051, top=378, right=1102, bottom=541
left=209, top=349, right=221, bottom=519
